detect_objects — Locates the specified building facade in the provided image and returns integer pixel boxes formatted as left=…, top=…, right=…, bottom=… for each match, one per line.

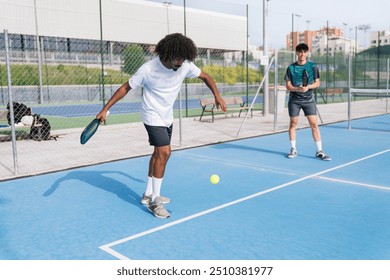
left=370, top=30, right=390, bottom=47
left=0, top=0, right=247, bottom=53
left=287, top=26, right=359, bottom=56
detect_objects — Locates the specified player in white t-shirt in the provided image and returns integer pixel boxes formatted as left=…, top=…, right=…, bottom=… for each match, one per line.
left=97, top=33, right=226, bottom=218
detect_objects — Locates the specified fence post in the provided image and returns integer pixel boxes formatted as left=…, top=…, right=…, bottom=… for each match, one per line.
left=4, top=29, right=19, bottom=175
left=348, top=55, right=352, bottom=130
left=99, top=0, right=106, bottom=109
left=273, top=50, right=278, bottom=131
left=386, top=58, right=389, bottom=113
left=33, top=0, right=44, bottom=104
left=0, top=61, right=4, bottom=105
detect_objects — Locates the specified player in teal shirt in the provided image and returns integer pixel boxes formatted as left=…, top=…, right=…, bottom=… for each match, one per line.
left=284, top=43, right=331, bottom=161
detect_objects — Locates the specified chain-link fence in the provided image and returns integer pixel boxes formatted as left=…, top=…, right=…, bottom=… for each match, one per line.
left=1, top=0, right=389, bottom=180
left=348, top=55, right=390, bottom=131
left=0, top=0, right=266, bottom=178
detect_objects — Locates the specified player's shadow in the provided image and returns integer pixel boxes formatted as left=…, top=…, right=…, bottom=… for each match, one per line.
left=213, top=142, right=286, bottom=157
left=215, top=143, right=322, bottom=159
left=43, top=170, right=144, bottom=208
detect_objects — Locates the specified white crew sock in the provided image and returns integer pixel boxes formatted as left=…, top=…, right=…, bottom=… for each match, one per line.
left=151, top=177, right=163, bottom=202
left=290, top=140, right=296, bottom=149
left=315, top=141, right=323, bottom=152
left=145, top=176, right=153, bottom=196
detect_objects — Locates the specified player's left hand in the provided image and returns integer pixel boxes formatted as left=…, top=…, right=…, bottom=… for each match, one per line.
left=216, top=97, right=227, bottom=112
left=298, top=86, right=309, bottom=93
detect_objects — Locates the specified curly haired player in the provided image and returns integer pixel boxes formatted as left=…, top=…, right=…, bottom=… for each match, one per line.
left=97, top=33, right=226, bottom=218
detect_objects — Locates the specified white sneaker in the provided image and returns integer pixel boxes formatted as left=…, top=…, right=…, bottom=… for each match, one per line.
left=141, top=193, right=170, bottom=205
left=147, top=196, right=170, bottom=219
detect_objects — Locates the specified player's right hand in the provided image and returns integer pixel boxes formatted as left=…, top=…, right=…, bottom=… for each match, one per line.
left=96, top=110, right=109, bottom=122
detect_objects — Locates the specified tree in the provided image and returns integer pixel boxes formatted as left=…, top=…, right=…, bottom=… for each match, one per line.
left=123, top=44, right=145, bottom=75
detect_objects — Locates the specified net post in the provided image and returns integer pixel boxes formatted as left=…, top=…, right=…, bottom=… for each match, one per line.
left=236, top=56, right=275, bottom=138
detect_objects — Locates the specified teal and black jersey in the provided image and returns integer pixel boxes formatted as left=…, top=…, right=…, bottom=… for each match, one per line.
left=284, top=61, right=320, bottom=102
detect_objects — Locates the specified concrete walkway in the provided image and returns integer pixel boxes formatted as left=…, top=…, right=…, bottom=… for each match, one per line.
left=0, top=99, right=385, bottom=181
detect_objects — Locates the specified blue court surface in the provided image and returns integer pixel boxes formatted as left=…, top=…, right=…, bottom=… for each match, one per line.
left=0, top=118, right=389, bottom=260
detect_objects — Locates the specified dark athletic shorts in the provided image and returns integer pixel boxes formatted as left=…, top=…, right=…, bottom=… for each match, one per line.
left=144, top=124, right=173, bottom=147
left=288, top=100, right=317, bottom=117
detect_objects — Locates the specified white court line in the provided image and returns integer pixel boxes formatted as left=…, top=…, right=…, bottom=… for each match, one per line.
left=318, top=176, right=390, bottom=191
left=99, top=148, right=390, bottom=260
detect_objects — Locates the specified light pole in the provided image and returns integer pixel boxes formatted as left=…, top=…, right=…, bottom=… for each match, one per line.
left=291, top=13, right=301, bottom=51
left=306, top=20, right=311, bottom=31
left=296, top=14, right=301, bottom=44
left=306, top=20, right=311, bottom=46
left=343, top=22, right=347, bottom=56
left=358, top=24, right=370, bottom=49
left=163, top=2, right=172, bottom=34
left=349, top=27, right=353, bottom=55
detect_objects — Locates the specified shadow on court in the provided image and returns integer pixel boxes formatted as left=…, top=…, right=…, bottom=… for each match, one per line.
left=213, top=142, right=318, bottom=159
left=213, top=142, right=286, bottom=156
left=43, top=171, right=144, bottom=208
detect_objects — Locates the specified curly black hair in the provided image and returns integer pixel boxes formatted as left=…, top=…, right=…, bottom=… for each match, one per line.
left=154, top=33, right=198, bottom=62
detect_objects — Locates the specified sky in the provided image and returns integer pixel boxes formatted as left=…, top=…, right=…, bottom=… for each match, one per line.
left=145, top=0, right=390, bottom=49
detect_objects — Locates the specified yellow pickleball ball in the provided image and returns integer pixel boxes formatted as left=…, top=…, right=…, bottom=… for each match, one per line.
left=210, top=174, right=220, bottom=184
